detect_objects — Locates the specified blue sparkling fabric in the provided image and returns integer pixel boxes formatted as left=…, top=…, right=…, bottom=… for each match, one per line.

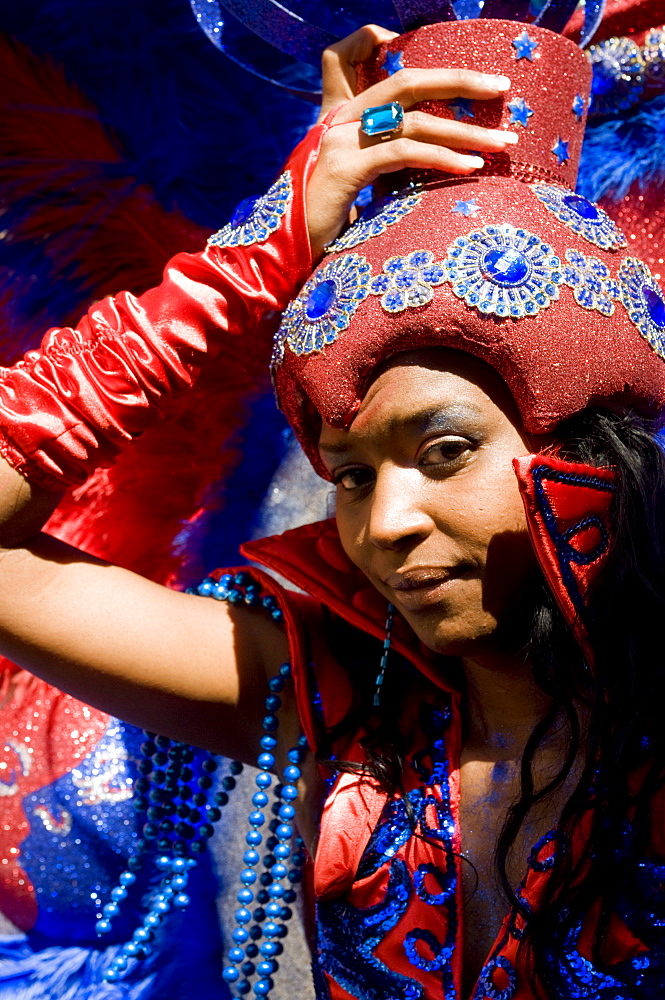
left=208, top=172, right=291, bottom=248
left=531, top=184, right=627, bottom=251
left=273, top=254, right=371, bottom=362
left=325, top=189, right=422, bottom=254
left=441, top=223, right=563, bottom=318
left=562, top=249, right=619, bottom=316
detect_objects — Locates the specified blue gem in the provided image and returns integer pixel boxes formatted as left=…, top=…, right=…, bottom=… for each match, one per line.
left=512, top=30, right=539, bottom=61
left=382, top=50, right=404, bottom=75
left=482, top=247, right=530, bottom=286
left=551, top=137, right=570, bottom=165
left=572, top=94, right=585, bottom=119
left=507, top=97, right=534, bottom=127
left=643, top=285, right=665, bottom=327
left=369, top=249, right=445, bottom=314
left=447, top=97, right=474, bottom=121
left=231, top=196, right=259, bottom=227
left=531, top=183, right=627, bottom=250
left=360, top=102, right=404, bottom=136
left=305, top=278, right=337, bottom=321
left=451, top=198, right=481, bottom=217
left=588, top=37, right=645, bottom=116
left=563, top=194, right=598, bottom=220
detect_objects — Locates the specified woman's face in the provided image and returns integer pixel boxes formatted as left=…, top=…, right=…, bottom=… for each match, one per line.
left=318, top=350, right=539, bottom=658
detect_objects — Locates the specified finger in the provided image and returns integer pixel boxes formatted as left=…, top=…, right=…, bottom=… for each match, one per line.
left=333, top=67, right=511, bottom=124
left=359, top=110, right=519, bottom=153
left=354, top=135, right=488, bottom=180
left=319, top=24, right=399, bottom=120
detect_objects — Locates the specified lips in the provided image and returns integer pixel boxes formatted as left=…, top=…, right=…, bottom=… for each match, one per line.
left=382, top=565, right=474, bottom=611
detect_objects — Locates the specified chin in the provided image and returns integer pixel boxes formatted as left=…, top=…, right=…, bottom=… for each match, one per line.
left=401, top=606, right=501, bottom=659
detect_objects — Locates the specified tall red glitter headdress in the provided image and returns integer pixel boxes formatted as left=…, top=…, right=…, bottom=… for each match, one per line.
left=271, top=17, right=665, bottom=478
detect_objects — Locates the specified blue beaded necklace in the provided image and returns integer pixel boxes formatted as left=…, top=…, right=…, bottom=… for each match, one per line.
left=95, top=570, right=306, bottom=999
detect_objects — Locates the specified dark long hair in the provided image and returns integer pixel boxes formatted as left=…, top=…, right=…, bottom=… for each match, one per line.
left=317, top=407, right=665, bottom=993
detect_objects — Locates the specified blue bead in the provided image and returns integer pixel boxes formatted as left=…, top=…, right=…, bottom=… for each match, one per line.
left=229, top=947, right=245, bottom=964
left=144, top=913, right=161, bottom=928
left=259, top=941, right=280, bottom=957
left=244, top=849, right=260, bottom=866
left=249, top=810, right=266, bottom=827
left=231, top=196, right=258, bottom=227
left=260, top=735, right=277, bottom=750
left=263, top=921, right=281, bottom=938
left=171, top=874, right=188, bottom=890
left=119, top=870, right=136, bottom=886
left=170, top=857, right=188, bottom=872
left=281, top=784, right=298, bottom=801
left=257, top=960, right=278, bottom=976
left=111, top=886, right=128, bottom=901
left=286, top=748, right=303, bottom=764
left=262, top=715, right=278, bottom=732
left=133, top=927, right=152, bottom=942
left=482, top=247, right=530, bottom=286
left=271, top=863, right=288, bottom=880
left=283, top=765, right=300, bottom=782
left=257, top=752, right=275, bottom=770
left=237, top=980, right=252, bottom=996
left=123, top=941, right=141, bottom=957
left=245, top=941, right=259, bottom=957
left=255, top=772, right=272, bottom=789
left=241, top=961, right=256, bottom=976
left=288, top=870, right=303, bottom=884
left=282, top=889, right=296, bottom=904
left=222, top=966, right=240, bottom=983
left=254, top=979, right=273, bottom=995
left=268, top=883, right=285, bottom=898
left=237, top=888, right=254, bottom=904
left=230, top=760, right=244, bottom=775
left=153, top=900, right=170, bottom=914
left=643, top=285, right=665, bottom=327
left=104, top=970, right=121, bottom=983
left=232, top=927, right=250, bottom=944
left=252, top=791, right=269, bottom=808
left=264, top=694, right=281, bottom=712
left=268, top=676, right=285, bottom=692
left=253, top=906, right=266, bottom=922
left=174, top=892, right=190, bottom=908
left=274, top=844, right=291, bottom=860
left=279, top=663, right=291, bottom=678
left=96, top=919, right=112, bottom=935
left=103, top=902, right=120, bottom=918
left=241, top=868, right=257, bottom=885
left=235, top=907, right=252, bottom=924
left=360, top=101, right=404, bottom=136
left=246, top=830, right=263, bottom=846
left=278, top=805, right=295, bottom=822
left=265, top=901, right=282, bottom=917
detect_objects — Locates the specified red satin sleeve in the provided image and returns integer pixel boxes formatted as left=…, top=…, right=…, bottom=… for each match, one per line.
left=0, top=119, right=327, bottom=491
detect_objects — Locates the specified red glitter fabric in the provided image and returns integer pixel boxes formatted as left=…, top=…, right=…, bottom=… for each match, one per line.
left=272, top=19, right=665, bottom=479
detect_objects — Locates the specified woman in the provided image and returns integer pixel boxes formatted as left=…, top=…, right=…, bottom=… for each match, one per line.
left=0, top=12, right=662, bottom=1000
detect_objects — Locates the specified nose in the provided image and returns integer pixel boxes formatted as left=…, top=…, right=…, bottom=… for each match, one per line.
left=366, top=465, right=434, bottom=551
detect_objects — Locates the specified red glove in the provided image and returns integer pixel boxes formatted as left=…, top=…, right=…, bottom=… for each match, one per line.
left=0, top=121, right=327, bottom=491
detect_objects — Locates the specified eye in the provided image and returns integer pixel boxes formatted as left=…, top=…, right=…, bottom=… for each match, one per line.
left=332, top=466, right=375, bottom=492
left=419, top=436, right=473, bottom=467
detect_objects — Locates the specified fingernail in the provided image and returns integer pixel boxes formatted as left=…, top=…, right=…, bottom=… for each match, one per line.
left=482, top=74, right=511, bottom=91
left=462, top=155, right=485, bottom=169
left=492, top=130, right=519, bottom=144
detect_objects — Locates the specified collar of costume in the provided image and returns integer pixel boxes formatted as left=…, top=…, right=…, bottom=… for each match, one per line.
left=271, top=17, right=665, bottom=479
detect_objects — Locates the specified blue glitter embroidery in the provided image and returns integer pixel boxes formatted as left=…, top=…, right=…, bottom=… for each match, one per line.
left=512, top=30, right=538, bottom=61
left=441, top=223, right=563, bottom=319
left=551, top=137, right=570, bottom=165
left=531, top=183, right=627, bottom=251
left=527, top=830, right=559, bottom=872
left=507, top=97, right=534, bottom=127
left=316, top=859, right=423, bottom=1000
left=413, top=863, right=454, bottom=906
left=452, top=198, right=481, bottom=218
left=325, top=188, right=422, bottom=253
left=383, top=50, right=404, bottom=75
left=475, top=955, right=517, bottom=1000
left=272, top=254, right=371, bottom=363
left=403, top=927, right=453, bottom=972
left=618, top=257, right=665, bottom=361
left=368, top=250, right=446, bottom=313
left=207, top=171, right=291, bottom=248
left=562, top=249, right=619, bottom=316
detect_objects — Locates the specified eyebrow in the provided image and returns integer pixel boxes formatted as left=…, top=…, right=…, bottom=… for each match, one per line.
left=318, top=403, right=483, bottom=456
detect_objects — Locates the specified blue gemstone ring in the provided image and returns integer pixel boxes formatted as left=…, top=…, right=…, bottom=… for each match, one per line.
left=360, top=102, right=405, bottom=140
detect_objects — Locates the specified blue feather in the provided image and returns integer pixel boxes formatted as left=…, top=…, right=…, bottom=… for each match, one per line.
left=577, top=94, right=665, bottom=203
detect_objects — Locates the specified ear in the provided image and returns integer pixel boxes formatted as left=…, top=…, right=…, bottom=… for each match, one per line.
left=513, top=454, right=616, bottom=662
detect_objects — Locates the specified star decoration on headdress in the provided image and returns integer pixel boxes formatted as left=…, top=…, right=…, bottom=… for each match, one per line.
left=512, top=30, right=539, bottom=61
left=572, top=94, right=585, bottom=120
left=447, top=98, right=475, bottom=121
left=507, top=97, right=534, bottom=127
left=451, top=199, right=481, bottom=217
left=551, top=137, right=570, bottom=164
left=383, top=49, right=404, bottom=76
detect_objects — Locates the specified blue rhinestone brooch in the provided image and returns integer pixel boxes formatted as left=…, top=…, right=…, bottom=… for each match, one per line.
left=369, top=250, right=446, bottom=313
left=531, top=184, right=627, bottom=251
left=273, top=254, right=371, bottom=363
left=587, top=37, right=645, bottom=116
left=562, top=250, right=619, bottom=316
left=208, top=172, right=292, bottom=249
left=618, top=258, right=665, bottom=361
left=441, top=224, right=563, bottom=318
left=325, top=188, right=422, bottom=253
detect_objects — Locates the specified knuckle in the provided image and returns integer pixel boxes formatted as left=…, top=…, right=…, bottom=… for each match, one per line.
left=394, top=67, right=419, bottom=93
